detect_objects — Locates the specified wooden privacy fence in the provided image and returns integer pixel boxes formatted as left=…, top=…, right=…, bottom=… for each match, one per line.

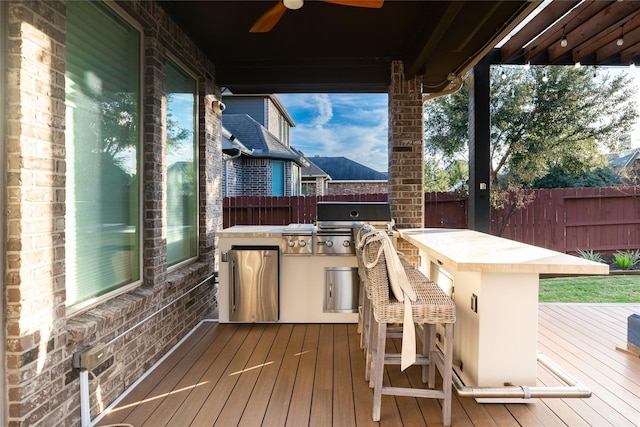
left=223, top=186, right=640, bottom=254
left=223, top=193, right=388, bottom=227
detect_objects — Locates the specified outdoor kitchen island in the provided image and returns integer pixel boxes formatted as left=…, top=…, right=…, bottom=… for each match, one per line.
left=399, top=228, right=609, bottom=399
left=217, top=224, right=360, bottom=324
left=218, top=202, right=396, bottom=324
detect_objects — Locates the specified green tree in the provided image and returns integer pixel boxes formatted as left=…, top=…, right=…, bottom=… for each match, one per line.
left=424, top=161, right=451, bottom=192
left=424, top=65, right=637, bottom=190
left=424, top=159, right=469, bottom=192
left=531, top=165, right=621, bottom=188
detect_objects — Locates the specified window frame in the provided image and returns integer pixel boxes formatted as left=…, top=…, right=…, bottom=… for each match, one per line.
left=165, top=53, right=200, bottom=270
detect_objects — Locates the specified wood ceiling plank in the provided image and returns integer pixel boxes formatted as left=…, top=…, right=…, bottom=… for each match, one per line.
left=590, top=20, right=640, bottom=64
left=524, top=1, right=612, bottom=63
left=572, top=14, right=640, bottom=63
left=500, top=0, right=580, bottom=62
left=617, top=38, right=640, bottom=64
left=403, top=2, right=464, bottom=79
left=548, top=1, right=640, bottom=62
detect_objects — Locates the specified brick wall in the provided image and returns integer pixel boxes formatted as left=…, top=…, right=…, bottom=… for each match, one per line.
left=327, top=181, right=389, bottom=196
left=285, top=161, right=294, bottom=195
left=301, top=177, right=327, bottom=196
left=243, top=158, right=272, bottom=195
left=223, top=156, right=244, bottom=197
left=302, top=177, right=327, bottom=196
left=388, top=60, right=424, bottom=264
left=4, top=1, right=221, bottom=425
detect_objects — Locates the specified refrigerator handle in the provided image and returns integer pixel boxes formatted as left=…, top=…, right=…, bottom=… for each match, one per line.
left=230, top=258, right=236, bottom=313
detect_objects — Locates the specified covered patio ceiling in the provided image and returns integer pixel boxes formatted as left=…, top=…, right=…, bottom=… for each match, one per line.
left=159, top=1, right=640, bottom=94
left=159, top=0, right=537, bottom=94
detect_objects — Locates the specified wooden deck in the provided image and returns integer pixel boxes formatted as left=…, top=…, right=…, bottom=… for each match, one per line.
left=96, top=304, right=640, bottom=426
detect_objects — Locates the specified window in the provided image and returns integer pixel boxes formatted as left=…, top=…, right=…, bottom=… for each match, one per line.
left=272, top=161, right=285, bottom=196
left=292, top=164, right=301, bottom=195
left=65, top=1, right=141, bottom=309
left=165, top=59, right=198, bottom=266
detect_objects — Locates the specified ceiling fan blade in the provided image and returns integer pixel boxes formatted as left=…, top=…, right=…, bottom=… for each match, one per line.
left=322, top=0, right=384, bottom=8
left=249, top=2, right=287, bottom=33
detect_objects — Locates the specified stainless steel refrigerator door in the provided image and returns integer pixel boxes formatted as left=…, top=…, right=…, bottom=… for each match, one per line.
left=229, top=247, right=279, bottom=322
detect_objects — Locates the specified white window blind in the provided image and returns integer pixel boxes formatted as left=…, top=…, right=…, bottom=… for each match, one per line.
left=65, top=1, right=141, bottom=308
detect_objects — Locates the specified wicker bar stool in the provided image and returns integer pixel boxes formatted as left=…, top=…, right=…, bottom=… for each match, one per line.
left=361, top=230, right=456, bottom=425
left=355, top=224, right=406, bottom=353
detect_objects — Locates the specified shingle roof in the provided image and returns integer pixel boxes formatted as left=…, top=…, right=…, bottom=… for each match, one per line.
left=302, top=159, right=329, bottom=178
left=305, top=156, right=387, bottom=181
left=222, top=114, right=305, bottom=165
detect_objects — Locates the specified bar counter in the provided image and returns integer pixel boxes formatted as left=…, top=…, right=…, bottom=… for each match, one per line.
left=399, top=228, right=608, bottom=393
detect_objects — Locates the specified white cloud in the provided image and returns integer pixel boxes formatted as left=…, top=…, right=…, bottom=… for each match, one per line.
left=309, top=94, right=333, bottom=127
left=279, top=93, right=389, bottom=172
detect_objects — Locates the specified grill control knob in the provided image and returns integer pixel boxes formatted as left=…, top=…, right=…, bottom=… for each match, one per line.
left=299, top=240, right=307, bottom=247
left=325, top=240, right=334, bottom=247
left=287, top=240, right=295, bottom=247
left=343, top=240, right=351, bottom=247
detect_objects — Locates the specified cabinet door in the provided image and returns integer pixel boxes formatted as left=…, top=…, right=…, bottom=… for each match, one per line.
left=324, top=267, right=359, bottom=313
left=229, top=248, right=279, bottom=322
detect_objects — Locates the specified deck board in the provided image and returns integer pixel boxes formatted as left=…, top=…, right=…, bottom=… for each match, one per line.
left=237, top=323, right=294, bottom=427
left=309, top=324, right=334, bottom=427
left=285, top=324, right=319, bottom=427
left=262, top=324, right=306, bottom=426
left=95, top=304, right=640, bottom=426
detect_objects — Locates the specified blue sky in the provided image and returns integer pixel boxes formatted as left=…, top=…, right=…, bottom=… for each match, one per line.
left=278, top=67, right=640, bottom=174
left=278, top=93, right=389, bottom=172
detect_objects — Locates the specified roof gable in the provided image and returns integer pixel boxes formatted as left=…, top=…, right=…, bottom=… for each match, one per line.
left=222, top=114, right=305, bottom=164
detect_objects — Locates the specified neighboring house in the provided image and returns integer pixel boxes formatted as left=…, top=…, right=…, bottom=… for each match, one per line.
left=222, top=93, right=294, bottom=146
left=301, top=160, right=331, bottom=196
left=222, top=113, right=308, bottom=196
left=303, top=156, right=388, bottom=196
left=609, top=148, right=640, bottom=185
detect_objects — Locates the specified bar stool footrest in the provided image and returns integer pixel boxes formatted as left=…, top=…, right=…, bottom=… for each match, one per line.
left=380, top=386, right=446, bottom=400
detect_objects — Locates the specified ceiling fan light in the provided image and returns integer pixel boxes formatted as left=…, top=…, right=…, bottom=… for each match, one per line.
left=283, top=0, right=303, bottom=10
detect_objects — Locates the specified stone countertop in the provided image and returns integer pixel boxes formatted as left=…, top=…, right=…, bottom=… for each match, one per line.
left=399, top=228, right=610, bottom=275
left=217, top=225, right=286, bottom=238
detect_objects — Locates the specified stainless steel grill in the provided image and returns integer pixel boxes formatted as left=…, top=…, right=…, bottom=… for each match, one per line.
left=315, top=201, right=394, bottom=234
left=281, top=202, right=394, bottom=256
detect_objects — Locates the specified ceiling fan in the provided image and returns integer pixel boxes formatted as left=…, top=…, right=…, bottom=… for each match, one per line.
left=250, top=0, right=384, bottom=33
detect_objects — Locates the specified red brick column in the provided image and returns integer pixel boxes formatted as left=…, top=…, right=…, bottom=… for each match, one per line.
left=388, top=61, right=424, bottom=263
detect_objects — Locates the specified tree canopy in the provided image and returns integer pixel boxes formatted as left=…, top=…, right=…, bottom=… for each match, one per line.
left=424, top=65, right=638, bottom=190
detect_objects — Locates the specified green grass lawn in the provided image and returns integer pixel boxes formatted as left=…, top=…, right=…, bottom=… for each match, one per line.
left=539, top=274, right=640, bottom=303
